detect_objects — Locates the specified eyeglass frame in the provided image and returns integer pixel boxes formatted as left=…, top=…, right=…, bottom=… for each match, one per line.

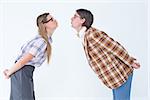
left=42, top=17, right=54, bottom=24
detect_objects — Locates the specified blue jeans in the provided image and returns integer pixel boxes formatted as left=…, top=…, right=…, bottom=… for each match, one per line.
left=112, top=73, right=133, bottom=100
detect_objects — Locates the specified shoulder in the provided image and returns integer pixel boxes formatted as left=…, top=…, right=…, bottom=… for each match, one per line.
left=29, top=35, right=47, bottom=47
left=86, top=27, right=108, bottom=38
left=34, top=35, right=46, bottom=43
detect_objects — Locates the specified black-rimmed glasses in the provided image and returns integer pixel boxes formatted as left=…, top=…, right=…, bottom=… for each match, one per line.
left=42, top=17, right=53, bottom=24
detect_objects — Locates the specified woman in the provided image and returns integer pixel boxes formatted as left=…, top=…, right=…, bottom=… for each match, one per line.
left=71, top=8, right=140, bottom=100
left=3, top=12, right=58, bottom=100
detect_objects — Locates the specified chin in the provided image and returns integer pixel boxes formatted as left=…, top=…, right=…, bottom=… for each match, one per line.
left=54, top=26, right=58, bottom=30
left=71, top=24, right=75, bottom=28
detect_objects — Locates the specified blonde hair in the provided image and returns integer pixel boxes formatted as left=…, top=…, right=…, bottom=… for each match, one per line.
left=36, top=13, right=51, bottom=63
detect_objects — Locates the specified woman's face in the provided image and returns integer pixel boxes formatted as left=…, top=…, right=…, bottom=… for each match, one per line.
left=71, top=12, right=85, bottom=30
left=44, top=15, right=58, bottom=31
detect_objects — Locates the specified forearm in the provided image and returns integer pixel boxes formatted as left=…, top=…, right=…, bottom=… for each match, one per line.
left=8, top=59, right=26, bottom=76
left=7, top=53, right=34, bottom=76
left=89, top=31, right=135, bottom=66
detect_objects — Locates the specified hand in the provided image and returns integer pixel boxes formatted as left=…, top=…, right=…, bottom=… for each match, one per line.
left=3, top=69, right=10, bottom=79
left=132, top=60, right=140, bottom=69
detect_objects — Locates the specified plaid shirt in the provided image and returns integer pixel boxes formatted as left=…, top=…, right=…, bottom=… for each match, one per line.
left=83, top=27, right=135, bottom=89
left=16, top=35, right=52, bottom=67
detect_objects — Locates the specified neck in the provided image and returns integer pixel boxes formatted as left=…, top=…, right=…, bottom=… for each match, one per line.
left=75, top=26, right=82, bottom=33
left=46, top=29, right=54, bottom=37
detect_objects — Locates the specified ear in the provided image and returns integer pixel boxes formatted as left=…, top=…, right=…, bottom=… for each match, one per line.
left=43, top=22, right=47, bottom=27
left=80, top=18, right=85, bottom=24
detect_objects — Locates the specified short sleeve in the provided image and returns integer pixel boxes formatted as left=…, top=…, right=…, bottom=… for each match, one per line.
left=28, top=38, right=47, bottom=57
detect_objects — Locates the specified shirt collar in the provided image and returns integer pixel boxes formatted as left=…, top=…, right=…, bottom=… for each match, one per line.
left=48, top=36, right=52, bottom=43
left=77, top=26, right=87, bottom=38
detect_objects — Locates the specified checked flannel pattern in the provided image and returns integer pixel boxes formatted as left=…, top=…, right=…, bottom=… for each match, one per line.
left=84, top=27, right=135, bottom=89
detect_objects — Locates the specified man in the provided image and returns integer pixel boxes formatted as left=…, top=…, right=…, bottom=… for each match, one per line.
left=71, top=8, right=140, bottom=100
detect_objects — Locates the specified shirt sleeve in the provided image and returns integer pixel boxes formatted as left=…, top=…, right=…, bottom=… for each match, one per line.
left=87, top=31, right=136, bottom=67
left=28, top=38, right=47, bottom=57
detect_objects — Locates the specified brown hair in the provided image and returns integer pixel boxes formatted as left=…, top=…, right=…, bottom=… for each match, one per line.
left=36, top=13, right=51, bottom=63
left=76, top=9, right=94, bottom=30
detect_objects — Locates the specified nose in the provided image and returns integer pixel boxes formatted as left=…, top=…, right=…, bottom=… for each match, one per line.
left=53, top=18, right=56, bottom=22
left=71, top=17, right=74, bottom=21
left=54, top=19, right=58, bottom=24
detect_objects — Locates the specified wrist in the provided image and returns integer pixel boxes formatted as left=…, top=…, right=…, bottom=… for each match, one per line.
left=7, top=70, right=12, bottom=77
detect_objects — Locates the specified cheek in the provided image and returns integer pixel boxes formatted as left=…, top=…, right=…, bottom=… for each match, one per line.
left=48, top=22, right=57, bottom=29
left=72, top=20, right=80, bottom=27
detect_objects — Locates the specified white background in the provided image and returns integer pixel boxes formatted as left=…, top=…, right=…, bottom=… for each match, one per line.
left=0, top=0, right=149, bottom=100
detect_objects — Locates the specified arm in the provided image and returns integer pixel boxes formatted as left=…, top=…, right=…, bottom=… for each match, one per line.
left=132, top=60, right=140, bottom=69
left=87, top=31, right=139, bottom=68
left=3, top=53, right=34, bottom=79
left=3, top=37, right=47, bottom=79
